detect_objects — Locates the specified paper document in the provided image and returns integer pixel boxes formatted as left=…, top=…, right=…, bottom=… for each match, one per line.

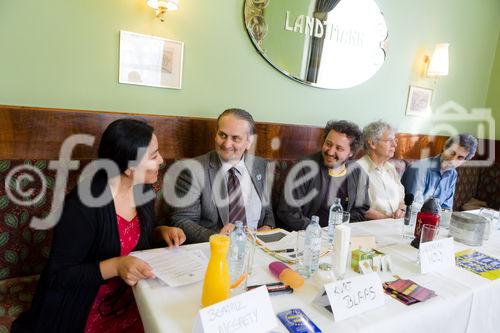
left=131, top=247, right=208, bottom=287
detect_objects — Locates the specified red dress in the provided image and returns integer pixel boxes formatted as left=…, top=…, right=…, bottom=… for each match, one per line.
left=84, top=215, right=144, bottom=333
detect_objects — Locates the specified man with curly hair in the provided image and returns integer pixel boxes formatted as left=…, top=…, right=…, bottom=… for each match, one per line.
left=277, top=120, right=370, bottom=230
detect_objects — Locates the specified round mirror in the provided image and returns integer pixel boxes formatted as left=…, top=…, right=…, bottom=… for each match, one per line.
left=244, top=0, right=388, bottom=89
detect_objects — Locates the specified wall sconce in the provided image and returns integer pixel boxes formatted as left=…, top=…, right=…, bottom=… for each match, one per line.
left=147, top=0, right=179, bottom=22
left=426, top=43, right=449, bottom=78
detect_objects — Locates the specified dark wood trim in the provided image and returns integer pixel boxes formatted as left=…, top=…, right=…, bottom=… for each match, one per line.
left=0, top=105, right=497, bottom=162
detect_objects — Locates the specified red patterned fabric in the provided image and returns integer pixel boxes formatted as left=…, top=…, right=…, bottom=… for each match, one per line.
left=0, top=275, right=39, bottom=332
left=0, top=160, right=92, bottom=280
left=84, top=215, right=143, bottom=333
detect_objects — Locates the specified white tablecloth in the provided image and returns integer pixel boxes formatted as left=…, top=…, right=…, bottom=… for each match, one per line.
left=133, top=219, right=500, bottom=333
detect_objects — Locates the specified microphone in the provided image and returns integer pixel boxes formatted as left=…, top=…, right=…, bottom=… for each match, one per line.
left=403, top=194, right=414, bottom=226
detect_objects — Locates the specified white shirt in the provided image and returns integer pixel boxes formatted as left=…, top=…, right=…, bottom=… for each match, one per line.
left=358, top=154, right=404, bottom=216
left=220, top=159, right=262, bottom=230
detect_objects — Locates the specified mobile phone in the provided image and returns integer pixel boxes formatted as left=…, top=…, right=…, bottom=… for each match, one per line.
left=247, top=282, right=294, bottom=295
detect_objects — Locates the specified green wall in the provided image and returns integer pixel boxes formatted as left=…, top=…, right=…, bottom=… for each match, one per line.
left=262, top=0, right=309, bottom=77
left=1, top=0, right=499, bottom=139
left=487, top=33, right=500, bottom=139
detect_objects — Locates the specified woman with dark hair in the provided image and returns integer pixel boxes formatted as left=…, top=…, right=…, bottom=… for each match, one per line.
left=12, top=119, right=186, bottom=333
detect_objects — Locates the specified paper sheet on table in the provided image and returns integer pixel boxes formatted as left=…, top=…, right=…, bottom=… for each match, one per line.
left=131, top=247, right=208, bottom=287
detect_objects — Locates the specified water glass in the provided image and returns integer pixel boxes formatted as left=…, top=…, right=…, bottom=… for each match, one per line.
left=497, top=209, right=500, bottom=231
left=417, top=224, right=439, bottom=263
left=327, top=212, right=343, bottom=245
left=244, top=226, right=257, bottom=276
left=401, top=209, right=417, bottom=240
left=420, top=224, right=439, bottom=243
left=479, top=208, right=499, bottom=239
left=327, top=212, right=349, bottom=248
left=294, top=230, right=306, bottom=277
left=439, top=209, right=452, bottom=229
left=229, top=227, right=254, bottom=295
left=342, top=211, right=350, bottom=224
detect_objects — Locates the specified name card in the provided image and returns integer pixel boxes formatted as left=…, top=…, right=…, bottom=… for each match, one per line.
left=193, top=286, right=276, bottom=333
left=419, top=237, right=455, bottom=274
left=323, top=273, right=384, bottom=321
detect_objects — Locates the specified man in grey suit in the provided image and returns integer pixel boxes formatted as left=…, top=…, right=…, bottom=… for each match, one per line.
left=168, top=109, right=275, bottom=243
left=276, top=120, right=370, bottom=230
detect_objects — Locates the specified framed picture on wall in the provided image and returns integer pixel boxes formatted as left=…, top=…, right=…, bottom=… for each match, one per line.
left=119, top=31, right=184, bottom=89
left=405, top=85, right=433, bottom=116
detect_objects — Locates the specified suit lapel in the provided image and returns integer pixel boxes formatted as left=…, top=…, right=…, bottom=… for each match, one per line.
left=208, top=151, right=229, bottom=225
left=245, top=155, right=264, bottom=200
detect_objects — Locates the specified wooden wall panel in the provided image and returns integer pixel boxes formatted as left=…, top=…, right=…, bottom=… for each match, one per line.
left=0, top=105, right=497, bottom=162
left=0, top=106, right=325, bottom=160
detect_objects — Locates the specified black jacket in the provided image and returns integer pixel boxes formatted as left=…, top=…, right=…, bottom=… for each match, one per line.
left=12, top=176, right=157, bottom=333
left=276, top=152, right=370, bottom=230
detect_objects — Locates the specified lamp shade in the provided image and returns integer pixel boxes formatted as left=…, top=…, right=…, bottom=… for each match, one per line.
left=427, top=43, right=449, bottom=77
left=166, top=0, right=179, bottom=10
left=147, top=0, right=179, bottom=11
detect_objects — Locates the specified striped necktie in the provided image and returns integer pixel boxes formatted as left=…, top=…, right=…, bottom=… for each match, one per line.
left=227, top=167, right=247, bottom=225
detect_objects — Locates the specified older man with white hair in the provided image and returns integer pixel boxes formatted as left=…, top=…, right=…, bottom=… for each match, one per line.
left=358, top=121, right=406, bottom=220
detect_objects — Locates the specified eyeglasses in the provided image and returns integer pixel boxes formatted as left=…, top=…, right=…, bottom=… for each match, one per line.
left=379, top=138, right=398, bottom=144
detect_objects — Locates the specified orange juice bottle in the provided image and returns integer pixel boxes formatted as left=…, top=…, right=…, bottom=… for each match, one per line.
left=201, top=234, right=230, bottom=307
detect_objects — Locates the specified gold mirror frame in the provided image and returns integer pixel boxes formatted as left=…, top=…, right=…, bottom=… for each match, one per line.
left=244, top=0, right=388, bottom=89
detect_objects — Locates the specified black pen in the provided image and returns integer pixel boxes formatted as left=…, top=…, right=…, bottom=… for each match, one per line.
left=275, top=248, right=295, bottom=253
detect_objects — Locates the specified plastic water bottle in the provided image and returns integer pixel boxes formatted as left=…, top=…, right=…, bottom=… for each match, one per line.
left=228, top=221, right=247, bottom=286
left=327, top=198, right=343, bottom=244
left=302, top=216, right=322, bottom=278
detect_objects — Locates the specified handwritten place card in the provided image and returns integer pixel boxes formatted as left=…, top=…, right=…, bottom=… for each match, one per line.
left=193, top=286, right=276, bottom=333
left=419, top=237, right=455, bottom=274
left=322, top=272, right=385, bottom=321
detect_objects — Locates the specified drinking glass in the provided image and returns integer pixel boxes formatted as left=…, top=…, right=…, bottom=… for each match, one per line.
left=244, top=226, right=257, bottom=276
left=229, top=226, right=257, bottom=295
left=479, top=208, right=500, bottom=240
left=342, top=212, right=350, bottom=224
left=439, top=209, right=453, bottom=229
left=420, top=224, right=439, bottom=243
left=401, top=211, right=417, bottom=240
left=417, top=224, right=439, bottom=263
left=327, top=212, right=343, bottom=245
left=327, top=211, right=349, bottom=249
left=294, top=230, right=306, bottom=277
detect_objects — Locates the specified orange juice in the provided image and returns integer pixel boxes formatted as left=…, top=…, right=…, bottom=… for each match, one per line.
left=201, top=234, right=230, bottom=307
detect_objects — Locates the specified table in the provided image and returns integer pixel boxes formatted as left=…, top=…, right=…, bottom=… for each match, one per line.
left=133, top=218, right=500, bottom=333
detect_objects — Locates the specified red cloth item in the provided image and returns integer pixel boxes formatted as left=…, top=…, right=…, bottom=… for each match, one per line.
left=84, top=215, right=144, bottom=333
